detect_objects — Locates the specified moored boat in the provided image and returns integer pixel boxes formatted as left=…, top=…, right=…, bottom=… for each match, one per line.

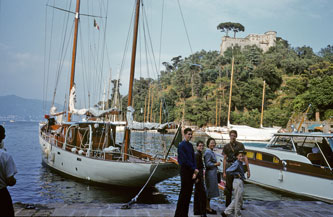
left=39, top=121, right=179, bottom=187
left=245, top=132, right=333, bottom=203
left=205, top=60, right=280, bottom=142
left=39, top=0, right=179, bottom=187
left=205, top=124, right=280, bottom=141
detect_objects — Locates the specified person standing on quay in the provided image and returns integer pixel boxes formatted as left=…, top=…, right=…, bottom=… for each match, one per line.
left=222, top=130, right=250, bottom=207
left=174, top=128, right=199, bottom=217
left=221, top=151, right=246, bottom=217
left=193, top=141, right=207, bottom=217
left=204, top=138, right=220, bottom=214
left=0, top=125, right=17, bottom=216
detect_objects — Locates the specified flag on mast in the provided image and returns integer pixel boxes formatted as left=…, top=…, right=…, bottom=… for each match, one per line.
left=94, top=19, right=100, bottom=30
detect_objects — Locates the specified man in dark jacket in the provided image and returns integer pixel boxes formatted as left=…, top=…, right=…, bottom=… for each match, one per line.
left=175, top=128, right=198, bottom=217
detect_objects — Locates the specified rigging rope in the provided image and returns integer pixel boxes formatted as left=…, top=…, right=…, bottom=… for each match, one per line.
left=142, top=4, right=159, bottom=79
left=51, top=0, right=73, bottom=110
left=119, top=3, right=136, bottom=79
left=43, top=1, right=52, bottom=113
left=176, top=0, right=193, bottom=54
left=157, top=0, right=165, bottom=71
left=121, top=160, right=161, bottom=209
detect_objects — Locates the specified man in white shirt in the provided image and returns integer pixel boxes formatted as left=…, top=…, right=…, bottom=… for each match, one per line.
left=0, top=125, right=17, bottom=216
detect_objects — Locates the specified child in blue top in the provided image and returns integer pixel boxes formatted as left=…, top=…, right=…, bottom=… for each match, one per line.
left=222, top=150, right=246, bottom=217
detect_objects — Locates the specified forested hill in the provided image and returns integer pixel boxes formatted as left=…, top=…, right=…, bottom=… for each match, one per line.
left=124, top=41, right=333, bottom=128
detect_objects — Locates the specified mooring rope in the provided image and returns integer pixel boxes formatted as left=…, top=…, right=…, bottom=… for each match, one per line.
left=121, top=160, right=161, bottom=209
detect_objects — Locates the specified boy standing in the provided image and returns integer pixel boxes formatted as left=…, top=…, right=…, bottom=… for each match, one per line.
left=221, top=150, right=246, bottom=217
left=222, top=130, right=250, bottom=207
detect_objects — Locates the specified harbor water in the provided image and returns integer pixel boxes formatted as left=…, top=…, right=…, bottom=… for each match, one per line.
left=2, top=121, right=311, bottom=205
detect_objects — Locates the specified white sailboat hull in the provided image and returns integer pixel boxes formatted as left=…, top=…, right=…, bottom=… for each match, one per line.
left=39, top=135, right=178, bottom=187
left=205, top=125, right=279, bottom=141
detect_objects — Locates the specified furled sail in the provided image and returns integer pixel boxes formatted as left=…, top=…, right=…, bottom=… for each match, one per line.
left=69, top=84, right=118, bottom=117
left=126, top=106, right=174, bottom=130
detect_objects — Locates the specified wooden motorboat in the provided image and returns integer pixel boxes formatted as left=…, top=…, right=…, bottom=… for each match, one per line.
left=245, top=132, right=333, bottom=203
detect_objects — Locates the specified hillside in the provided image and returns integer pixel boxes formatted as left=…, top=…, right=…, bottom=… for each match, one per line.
left=122, top=42, right=333, bottom=128
left=0, top=95, right=60, bottom=121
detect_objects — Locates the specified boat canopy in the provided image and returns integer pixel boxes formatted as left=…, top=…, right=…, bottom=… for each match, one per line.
left=308, top=124, right=323, bottom=131
left=128, top=121, right=174, bottom=130
left=266, top=133, right=333, bottom=168
left=126, top=106, right=174, bottom=130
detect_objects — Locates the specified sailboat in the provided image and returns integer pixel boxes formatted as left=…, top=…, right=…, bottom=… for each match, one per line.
left=205, top=57, right=280, bottom=141
left=39, top=0, right=179, bottom=187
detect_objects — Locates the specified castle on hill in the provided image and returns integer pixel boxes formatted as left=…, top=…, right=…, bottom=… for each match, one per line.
left=220, top=31, right=277, bottom=55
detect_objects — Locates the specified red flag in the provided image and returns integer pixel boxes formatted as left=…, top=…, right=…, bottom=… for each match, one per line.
left=94, top=19, right=100, bottom=30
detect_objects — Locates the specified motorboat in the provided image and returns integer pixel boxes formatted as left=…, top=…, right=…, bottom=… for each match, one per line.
left=245, top=132, right=333, bottom=203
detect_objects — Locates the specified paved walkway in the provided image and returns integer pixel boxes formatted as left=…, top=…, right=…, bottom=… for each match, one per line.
left=14, top=200, right=333, bottom=217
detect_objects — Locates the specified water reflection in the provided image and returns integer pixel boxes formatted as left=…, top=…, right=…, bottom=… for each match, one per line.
left=36, top=166, right=170, bottom=204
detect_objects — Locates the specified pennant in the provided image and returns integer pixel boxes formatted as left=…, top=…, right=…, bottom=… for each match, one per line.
left=94, top=19, right=100, bottom=30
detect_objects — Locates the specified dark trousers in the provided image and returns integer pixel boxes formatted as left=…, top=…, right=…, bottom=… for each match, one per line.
left=224, top=173, right=234, bottom=207
left=193, top=175, right=206, bottom=215
left=175, top=166, right=194, bottom=217
left=0, top=187, right=14, bottom=216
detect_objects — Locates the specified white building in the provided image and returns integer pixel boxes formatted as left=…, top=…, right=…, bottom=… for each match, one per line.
left=220, top=31, right=277, bottom=55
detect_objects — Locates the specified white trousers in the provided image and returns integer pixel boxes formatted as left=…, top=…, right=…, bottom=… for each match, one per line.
left=224, top=178, right=243, bottom=217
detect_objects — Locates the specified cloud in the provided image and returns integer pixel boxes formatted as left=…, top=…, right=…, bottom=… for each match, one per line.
left=14, top=52, right=41, bottom=69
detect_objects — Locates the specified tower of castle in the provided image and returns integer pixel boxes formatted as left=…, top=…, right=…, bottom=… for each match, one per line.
left=220, top=31, right=277, bottom=55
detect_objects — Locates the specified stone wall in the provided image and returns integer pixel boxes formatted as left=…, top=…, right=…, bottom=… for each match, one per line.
left=220, top=31, right=277, bottom=55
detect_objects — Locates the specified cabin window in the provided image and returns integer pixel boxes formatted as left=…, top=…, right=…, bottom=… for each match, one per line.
left=246, top=151, right=254, bottom=159
left=255, top=152, right=279, bottom=164
left=300, top=136, right=333, bottom=168
left=78, top=128, right=89, bottom=147
left=273, top=157, right=279, bottom=164
left=262, top=154, right=272, bottom=162
left=267, top=136, right=295, bottom=151
left=256, top=153, right=262, bottom=160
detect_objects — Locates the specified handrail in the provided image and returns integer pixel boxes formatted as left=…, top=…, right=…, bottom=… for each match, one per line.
left=41, top=131, right=162, bottom=163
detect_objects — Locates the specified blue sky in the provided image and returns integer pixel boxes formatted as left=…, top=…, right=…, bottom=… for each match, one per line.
left=0, top=0, right=332, bottom=107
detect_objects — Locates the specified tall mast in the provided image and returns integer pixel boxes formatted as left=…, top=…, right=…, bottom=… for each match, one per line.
left=227, top=56, right=234, bottom=127
left=215, top=97, right=218, bottom=126
left=147, top=86, right=151, bottom=122
left=124, top=0, right=140, bottom=160
left=260, top=80, right=266, bottom=128
left=106, top=68, right=112, bottom=110
left=159, top=100, right=162, bottom=124
left=144, top=95, right=147, bottom=123
left=68, top=0, right=81, bottom=122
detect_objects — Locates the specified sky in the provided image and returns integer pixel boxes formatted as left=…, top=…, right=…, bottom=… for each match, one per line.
left=0, top=0, right=332, bottom=109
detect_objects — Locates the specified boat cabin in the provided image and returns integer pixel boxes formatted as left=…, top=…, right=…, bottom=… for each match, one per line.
left=266, top=133, right=333, bottom=169
left=41, top=121, right=122, bottom=159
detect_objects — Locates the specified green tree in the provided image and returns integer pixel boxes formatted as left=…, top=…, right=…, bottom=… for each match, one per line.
left=293, top=76, right=333, bottom=120
left=217, top=22, right=245, bottom=38
left=253, top=63, right=283, bottom=92
left=319, top=45, right=333, bottom=62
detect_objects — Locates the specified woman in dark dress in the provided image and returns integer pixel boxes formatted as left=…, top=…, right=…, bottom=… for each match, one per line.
left=193, top=141, right=207, bottom=217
